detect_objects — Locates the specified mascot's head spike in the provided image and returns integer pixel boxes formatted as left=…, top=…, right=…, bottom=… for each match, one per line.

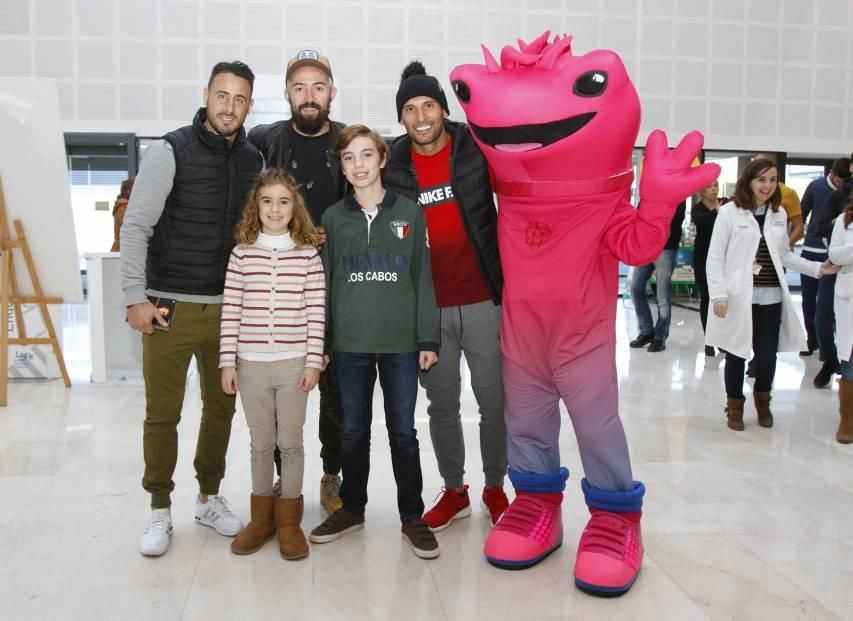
left=527, top=31, right=551, bottom=54
left=517, top=38, right=528, bottom=52
left=539, top=34, right=573, bottom=69
left=481, top=44, right=501, bottom=74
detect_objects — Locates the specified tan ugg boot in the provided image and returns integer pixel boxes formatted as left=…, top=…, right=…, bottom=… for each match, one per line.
left=275, top=496, right=309, bottom=560
left=753, top=391, right=773, bottom=428
left=231, top=494, right=276, bottom=555
left=837, top=380, right=853, bottom=444
left=725, top=397, right=746, bottom=431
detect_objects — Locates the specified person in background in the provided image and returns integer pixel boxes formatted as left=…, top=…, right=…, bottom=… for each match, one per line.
left=629, top=201, right=686, bottom=353
left=691, top=178, right=727, bottom=357
left=705, top=159, right=837, bottom=432
left=111, top=177, right=134, bottom=252
left=220, top=169, right=325, bottom=560
left=798, top=157, right=851, bottom=358
left=828, top=193, right=853, bottom=444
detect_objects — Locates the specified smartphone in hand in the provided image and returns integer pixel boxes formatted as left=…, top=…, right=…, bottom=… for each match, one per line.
left=147, top=296, right=177, bottom=331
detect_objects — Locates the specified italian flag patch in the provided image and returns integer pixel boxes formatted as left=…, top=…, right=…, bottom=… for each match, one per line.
left=390, top=219, right=410, bottom=239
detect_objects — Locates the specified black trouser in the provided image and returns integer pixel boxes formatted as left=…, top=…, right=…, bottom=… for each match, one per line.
left=724, top=302, right=782, bottom=398
left=274, top=357, right=343, bottom=477
left=694, top=265, right=710, bottom=333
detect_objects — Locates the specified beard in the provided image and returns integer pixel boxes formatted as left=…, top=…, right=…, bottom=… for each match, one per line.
left=290, top=103, right=330, bottom=135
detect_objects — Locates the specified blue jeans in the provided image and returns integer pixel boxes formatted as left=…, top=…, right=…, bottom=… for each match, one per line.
left=631, top=249, right=676, bottom=341
left=842, top=348, right=853, bottom=381
left=335, top=351, right=424, bottom=522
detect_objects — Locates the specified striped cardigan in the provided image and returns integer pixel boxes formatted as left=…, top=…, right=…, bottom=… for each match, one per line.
left=219, top=243, right=325, bottom=369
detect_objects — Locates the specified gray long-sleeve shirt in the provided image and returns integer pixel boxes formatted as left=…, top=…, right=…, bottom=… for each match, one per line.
left=119, top=140, right=225, bottom=306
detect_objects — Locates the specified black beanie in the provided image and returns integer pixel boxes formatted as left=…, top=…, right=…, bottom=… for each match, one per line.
left=395, top=61, right=450, bottom=121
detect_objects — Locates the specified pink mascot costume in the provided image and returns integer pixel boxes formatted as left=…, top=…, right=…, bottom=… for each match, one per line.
left=449, top=32, right=719, bottom=596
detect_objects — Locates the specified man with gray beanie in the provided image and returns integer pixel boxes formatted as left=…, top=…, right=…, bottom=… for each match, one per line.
left=384, top=61, right=508, bottom=533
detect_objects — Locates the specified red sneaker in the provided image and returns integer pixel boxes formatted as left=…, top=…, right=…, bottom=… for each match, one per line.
left=423, top=485, right=471, bottom=532
left=481, top=486, right=509, bottom=526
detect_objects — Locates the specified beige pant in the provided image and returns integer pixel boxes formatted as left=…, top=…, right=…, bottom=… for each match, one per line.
left=237, top=357, right=308, bottom=498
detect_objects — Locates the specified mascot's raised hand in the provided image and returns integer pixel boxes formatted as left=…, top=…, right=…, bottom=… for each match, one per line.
left=450, top=31, right=717, bottom=597
left=640, top=130, right=719, bottom=206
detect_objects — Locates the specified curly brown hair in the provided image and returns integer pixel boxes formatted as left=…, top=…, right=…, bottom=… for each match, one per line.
left=733, top=158, right=781, bottom=212
left=236, top=169, right=318, bottom=247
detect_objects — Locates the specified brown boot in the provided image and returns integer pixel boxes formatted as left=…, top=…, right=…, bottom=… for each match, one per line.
left=753, top=391, right=773, bottom=428
left=725, top=397, right=745, bottom=431
left=837, top=380, right=853, bottom=444
left=231, top=494, right=275, bottom=555
left=275, top=496, right=309, bottom=560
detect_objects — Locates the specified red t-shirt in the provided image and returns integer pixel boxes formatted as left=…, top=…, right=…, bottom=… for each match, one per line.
left=411, top=139, right=492, bottom=308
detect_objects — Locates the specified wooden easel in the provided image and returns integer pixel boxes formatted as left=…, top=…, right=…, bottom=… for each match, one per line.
left=0, top=176, right=71, bottom=406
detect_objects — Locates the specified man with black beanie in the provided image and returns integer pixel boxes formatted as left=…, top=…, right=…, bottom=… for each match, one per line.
left=384, top=61, right=509, bottom=534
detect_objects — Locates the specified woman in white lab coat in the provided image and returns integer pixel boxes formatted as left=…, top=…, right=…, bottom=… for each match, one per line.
left=705, top=158, right=836, bottom=431
left=829, top=198, right=853, bottom=444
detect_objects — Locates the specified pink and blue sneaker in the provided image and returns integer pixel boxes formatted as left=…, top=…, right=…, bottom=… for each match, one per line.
left=483, top=467, right=569, bottom=569
left=573, top=479, right=645, bottom=597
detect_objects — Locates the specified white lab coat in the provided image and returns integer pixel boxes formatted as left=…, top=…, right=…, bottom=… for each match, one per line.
left=829, top=216, right=853, bottom=363
left=705, top=202, right=822, bottom=360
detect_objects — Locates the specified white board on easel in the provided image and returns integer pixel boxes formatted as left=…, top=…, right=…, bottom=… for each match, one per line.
left=0, top=78, right=82, bottom=380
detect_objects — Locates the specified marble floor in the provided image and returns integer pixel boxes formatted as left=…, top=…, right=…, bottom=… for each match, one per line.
left=1, top=300, right=851, bottom=621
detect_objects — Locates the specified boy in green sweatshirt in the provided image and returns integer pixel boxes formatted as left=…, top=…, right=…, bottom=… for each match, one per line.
left=309, top=124, right=441, bottom=559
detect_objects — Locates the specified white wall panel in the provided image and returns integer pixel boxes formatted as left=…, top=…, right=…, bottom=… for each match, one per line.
left=78, top=83, right=116, bottom=120
left=119, top=1, right=159, bottom=38
left=162, top=1, right=200, bottom=38
left=36, top=41, right=74, bottom=79
left=77, top=0, right=116, bottom=37
left=0, top=0, right=849, bottom=154
left=35, top=0, right=73, bottom=37
left=78, top=41, right=116, bottom=80
left=0, top=0, right=29, bottom=35
left=0, top=40, right=31, bottom=76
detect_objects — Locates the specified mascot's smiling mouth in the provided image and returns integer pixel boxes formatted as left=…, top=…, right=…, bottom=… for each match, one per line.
left=470, top=112, right=596, bottom=152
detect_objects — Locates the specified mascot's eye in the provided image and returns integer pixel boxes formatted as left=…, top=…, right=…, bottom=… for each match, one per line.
left=452, top=80, right=471, bottom=104
left=574, top=71, right=608, bottom=97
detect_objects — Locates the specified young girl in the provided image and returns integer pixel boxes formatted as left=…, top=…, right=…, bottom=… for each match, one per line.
left=705, top=158, right=837, bottom=431
left=219, top=168, right=325, bottom=560
left=829, top=194, right=853, bottom=444
left=307, top=124, right=442, bottom=559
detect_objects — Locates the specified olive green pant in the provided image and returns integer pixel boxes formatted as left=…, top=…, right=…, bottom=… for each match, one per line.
left=141, top=302, right=236, bottom=509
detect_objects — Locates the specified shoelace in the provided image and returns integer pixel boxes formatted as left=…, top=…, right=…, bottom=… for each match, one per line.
left=208, top=496, right=236, bottom=521
left=493, top=495, right=552, bottom=537
left=578, top=513, right=631, bottom=560
left=145, top=514, right=171, bottom=534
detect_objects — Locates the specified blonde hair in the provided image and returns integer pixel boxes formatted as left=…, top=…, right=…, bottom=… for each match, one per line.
left=236, top=169, right=318, bottom=247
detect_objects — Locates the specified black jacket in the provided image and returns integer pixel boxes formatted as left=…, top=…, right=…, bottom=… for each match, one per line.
left=383, top=120, right=503, bottom=304
left=247, top=119, right=347, bottom=200
left=816, top=176, right=853, bottom=241
left=146, top=107, right=262, bottom=295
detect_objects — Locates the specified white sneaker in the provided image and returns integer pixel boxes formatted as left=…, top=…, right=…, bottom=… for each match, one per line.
left=140, top=508, right=173, bottom=556
left=195, top=495, right=243, bottom=537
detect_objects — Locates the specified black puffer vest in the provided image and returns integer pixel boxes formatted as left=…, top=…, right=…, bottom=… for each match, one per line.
left=146, top=107, right=263, bottom=295
left=383, top=120, right=503, bottom=303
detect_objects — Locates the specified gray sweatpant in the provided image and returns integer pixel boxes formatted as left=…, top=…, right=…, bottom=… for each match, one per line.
left=419, top=300, right=507, bottom=489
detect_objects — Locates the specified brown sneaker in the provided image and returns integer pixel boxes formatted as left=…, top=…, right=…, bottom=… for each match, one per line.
left=309, top=508, right=364, bottom=544
left=402, top=518, right=440, bottom=559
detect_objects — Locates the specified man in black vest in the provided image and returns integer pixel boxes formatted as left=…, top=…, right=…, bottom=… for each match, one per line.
left=121, top=61, right=263, bottom=557
left=248, top=50, right=347, bottom=514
